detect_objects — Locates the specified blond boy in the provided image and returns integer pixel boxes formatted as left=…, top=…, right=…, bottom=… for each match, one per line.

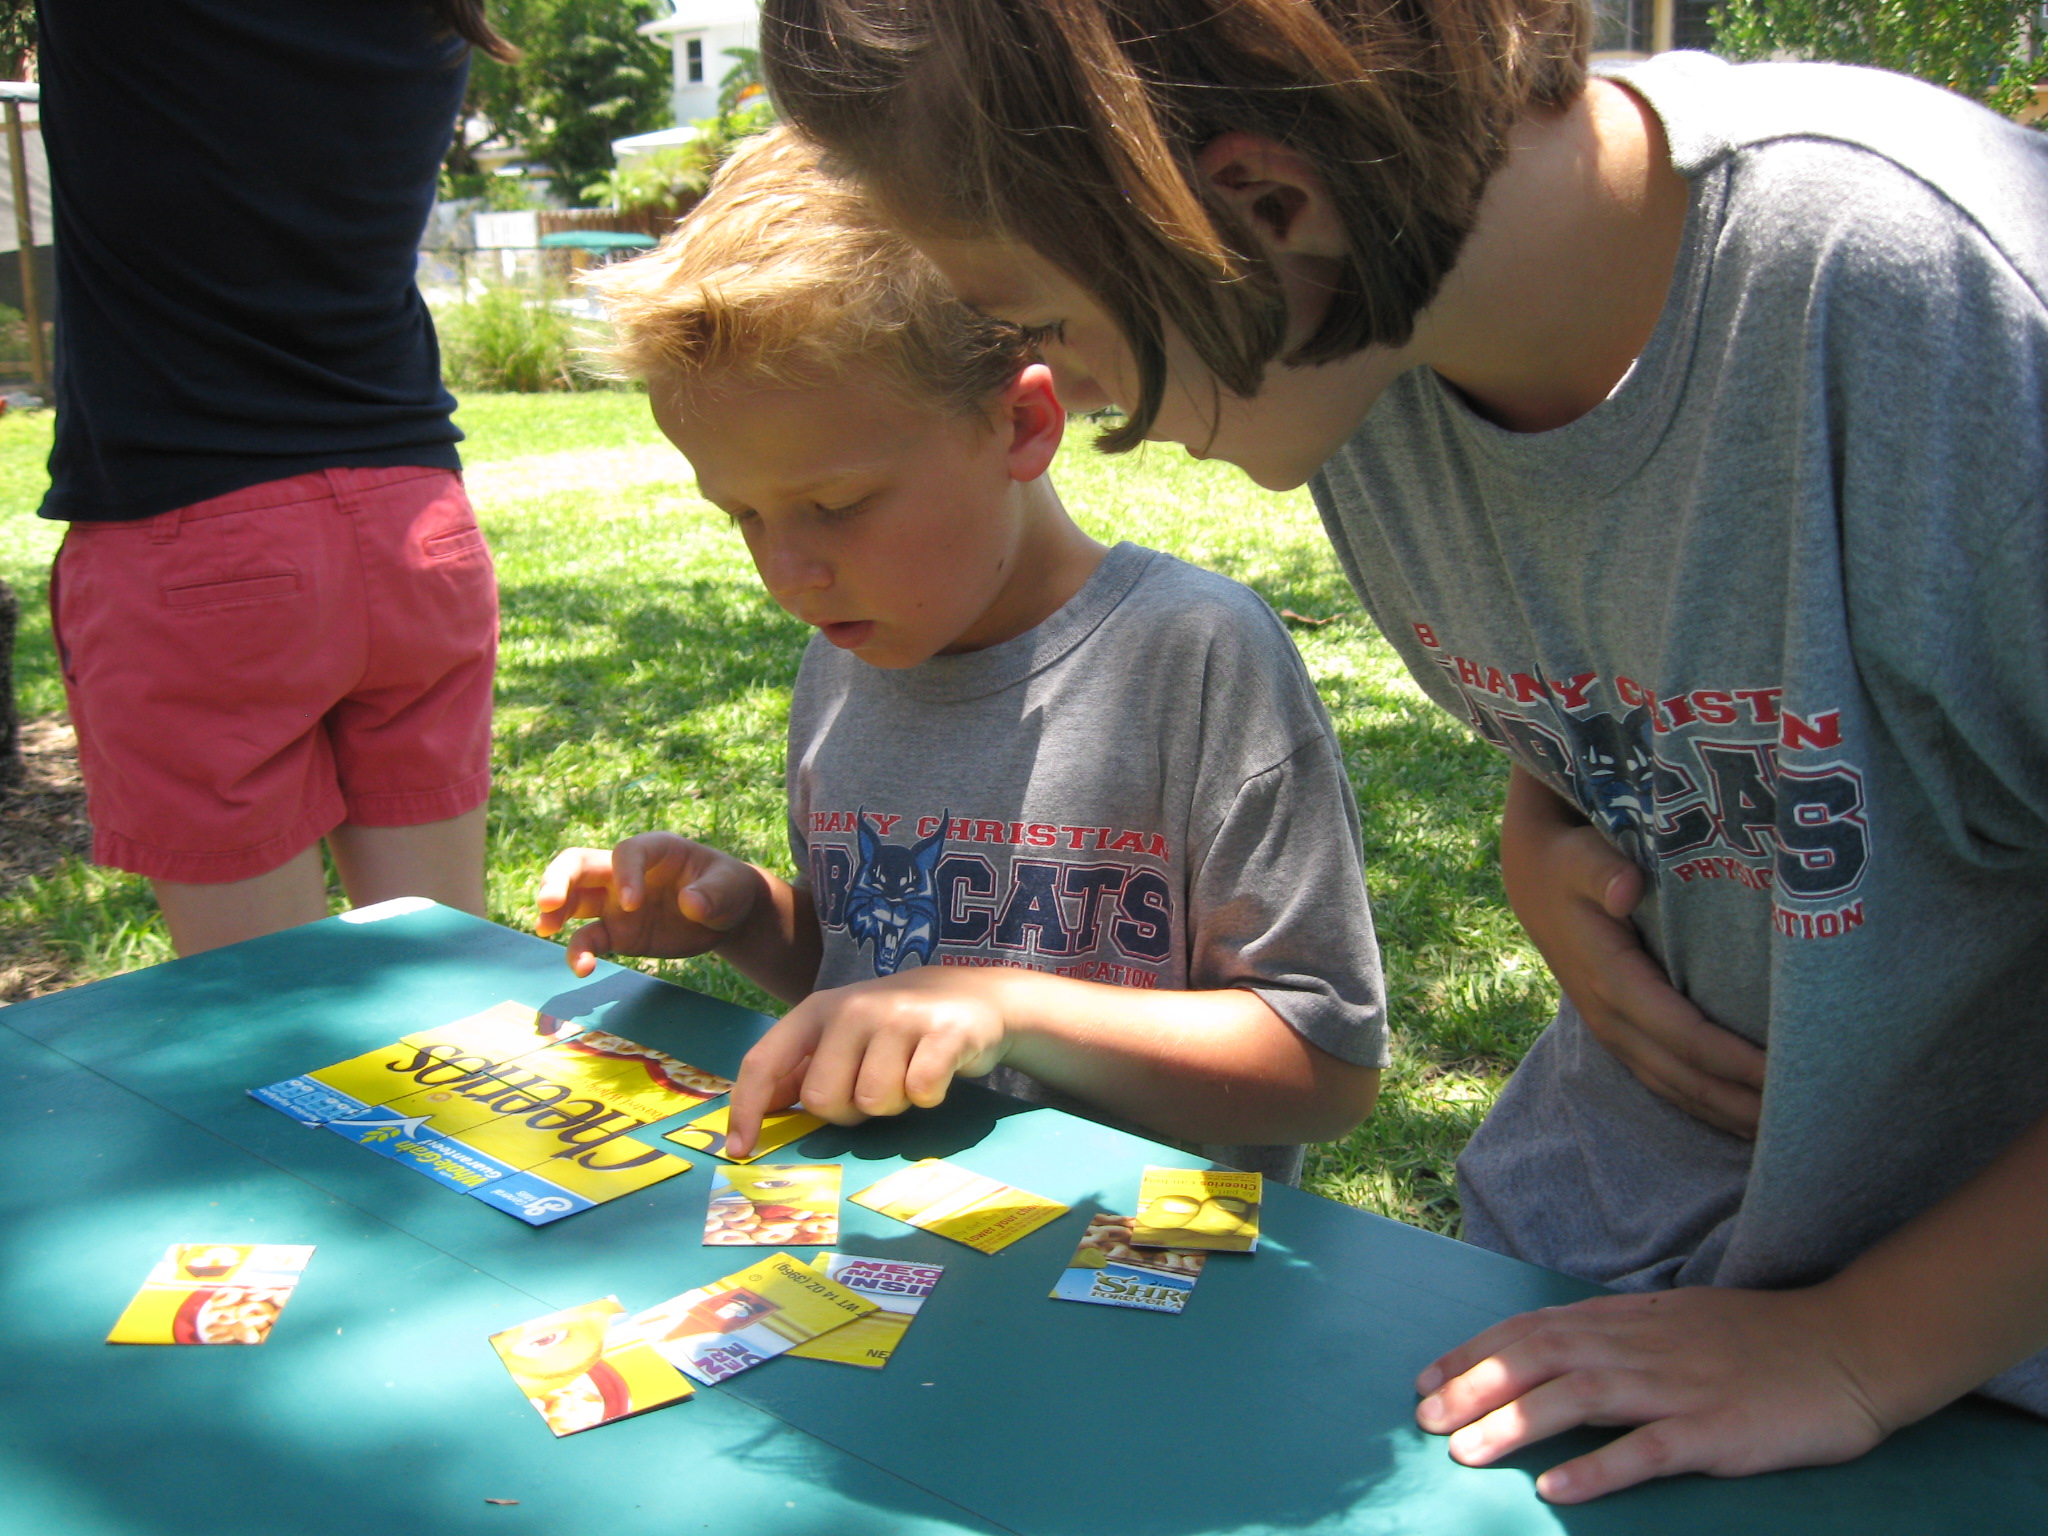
left=535, top=130, right=1386, bottom=1178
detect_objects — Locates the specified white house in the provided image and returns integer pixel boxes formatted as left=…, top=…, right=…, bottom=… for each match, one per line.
left=639, top=1, right=761, bottom=128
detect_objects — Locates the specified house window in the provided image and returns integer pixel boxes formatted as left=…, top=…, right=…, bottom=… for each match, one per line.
left=685, top=37, right=704, bottom=84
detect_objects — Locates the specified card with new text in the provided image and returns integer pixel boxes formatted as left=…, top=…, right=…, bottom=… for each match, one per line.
left=787, top=1255, right=944, bottom=1368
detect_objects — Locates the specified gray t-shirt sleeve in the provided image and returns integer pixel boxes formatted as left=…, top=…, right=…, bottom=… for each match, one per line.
left=1189, top=731, right=1389, bottom=1068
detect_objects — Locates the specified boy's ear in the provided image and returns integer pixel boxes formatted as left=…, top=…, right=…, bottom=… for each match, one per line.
left=1001, top=363, right=1065, bottom=483
left=1195, top=132, right=1347, bottom=260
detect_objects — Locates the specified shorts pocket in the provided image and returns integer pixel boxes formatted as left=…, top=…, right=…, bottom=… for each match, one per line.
left=162, top=572, right=302, bottom=609
left=423, top=525, right=486, bottom=561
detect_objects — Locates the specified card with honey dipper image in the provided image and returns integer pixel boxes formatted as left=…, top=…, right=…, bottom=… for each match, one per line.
left=703, top=1164, right=841, bottom=1247
left=1051, top=1214, right=1207, bottom=1314
left=1129, top=1166, right=1263, bottom=1253
left=490, top=1296, right=693, bottom=1437
left=107, top=1244, right=315, bottom=1345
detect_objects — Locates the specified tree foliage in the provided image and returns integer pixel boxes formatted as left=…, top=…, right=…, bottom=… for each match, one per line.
left=1713, top=0, right=2048, bottom=118
left=446, top=0, right=672, bottom=205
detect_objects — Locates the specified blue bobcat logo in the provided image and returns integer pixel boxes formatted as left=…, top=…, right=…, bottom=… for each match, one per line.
left=845, top=808, right=949, bottom=976
left=1556, top=705, right=1658, bottom=866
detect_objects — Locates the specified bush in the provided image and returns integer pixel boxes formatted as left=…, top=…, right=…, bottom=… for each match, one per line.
left=436, top=287, right=605, bottom=393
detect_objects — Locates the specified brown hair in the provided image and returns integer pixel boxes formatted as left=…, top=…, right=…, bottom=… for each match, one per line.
left=591, top=125, right=1034, bottom=416
left=427, top=0, right=518, bottom=63
left=762, top=0, right=1587, bottom=448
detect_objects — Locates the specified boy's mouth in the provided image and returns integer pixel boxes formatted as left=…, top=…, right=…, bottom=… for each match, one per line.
left=819, top=620, right=875, bottom=650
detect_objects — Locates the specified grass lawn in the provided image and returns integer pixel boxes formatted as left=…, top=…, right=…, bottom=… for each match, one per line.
left=0, top=391, right=1558, bottom=1233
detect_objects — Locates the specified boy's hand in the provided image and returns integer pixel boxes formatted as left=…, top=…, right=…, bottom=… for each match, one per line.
left=1414, top=1286, right=1894, bottom=1502
left=534, top=833, right=763, bottom=976
left=725, top=967, right=1011, bottom=1157
left=1500, top=767, right=1767, bottom=1138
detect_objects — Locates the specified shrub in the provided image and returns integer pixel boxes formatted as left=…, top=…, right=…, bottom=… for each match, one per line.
left=436, top=287, right=606, bottom=393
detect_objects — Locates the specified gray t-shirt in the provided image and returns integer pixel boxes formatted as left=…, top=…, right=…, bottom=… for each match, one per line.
left=1310, top=55, right=2048, bottom=1411
left=786, top=541, right=1389, bottom=1183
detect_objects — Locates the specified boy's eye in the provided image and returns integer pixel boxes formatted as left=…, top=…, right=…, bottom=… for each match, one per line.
left=1020, top=320, right=1067, bottom=347
left=818, top=495, right=871, bottom=522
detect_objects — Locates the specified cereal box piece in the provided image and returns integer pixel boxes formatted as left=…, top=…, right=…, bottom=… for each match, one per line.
left=490, top=1296, right=692, bottom=1437
left=325, top=1107, right=520, bottom=1194
left=247, top=1003, right=580, bottom=1125
left=850, top=1160, right=1069, bottom=1254
left=463, top=1115, right=691, bottom=1225
left=788, top=1255, right=943, bottom=1369
left=668, top=1104, right=827, bottom=1163
left=631, top=1252, right=876, bottom=1385
left=517, top=1032, right=733, bottom=1120
left=1051, top=1213, right=1207, bottom=1314
left=107, top=1244, right=314, bottom=1345
left=1129, top=1166, right=1262, bottom=1253
left=409, top=1001, right=582, bottom=1059
left=702, top=1164, right=841, bottom=1247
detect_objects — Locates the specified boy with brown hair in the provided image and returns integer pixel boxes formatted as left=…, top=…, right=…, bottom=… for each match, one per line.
left=760, top=0, right=2048, bottom=1504
left=534, top=128, right=1388, bottom=1182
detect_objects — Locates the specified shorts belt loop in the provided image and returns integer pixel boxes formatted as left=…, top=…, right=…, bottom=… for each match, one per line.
left=326, top=467, right=358, bottom=514
left=146, top=507, right=181, bottom=544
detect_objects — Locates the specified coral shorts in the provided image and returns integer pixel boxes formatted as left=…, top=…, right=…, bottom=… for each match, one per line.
left=53, top=466, right=498, bottom=883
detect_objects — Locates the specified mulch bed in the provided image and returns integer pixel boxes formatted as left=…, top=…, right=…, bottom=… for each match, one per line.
left=0, top=714, right=91, bottom=1001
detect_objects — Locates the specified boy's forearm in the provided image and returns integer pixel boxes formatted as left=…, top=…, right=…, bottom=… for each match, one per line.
left=978, top=968, right=1380, bottom=1145
left=1821, top=1101, right=2048, bottom=1424
left=713, top=869, right=822, bottom=1004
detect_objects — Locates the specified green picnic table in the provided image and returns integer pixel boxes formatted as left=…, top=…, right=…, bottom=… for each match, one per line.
left=4, top=899, right=2044, bottom=1535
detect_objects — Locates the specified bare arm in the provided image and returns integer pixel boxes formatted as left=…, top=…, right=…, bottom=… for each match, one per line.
left=534, top=833, right=822, bottom=1001
left=1500, top=765, right=1767, bottom=1136
left=724, top=962, right=1380, bottom=1156
left=1416, top=1101, right=2048, bottom=1501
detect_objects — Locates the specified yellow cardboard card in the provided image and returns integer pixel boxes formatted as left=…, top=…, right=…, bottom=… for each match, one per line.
left=404, top=1000, right=583, bottom=1058
left=787, top=1255, right=943, bottom=1369
left=850, top=1160, right=1069, bottom=1254
left=107, top=1244, right=314, bottom=1345
left=667, top=1104, right=826, bottom=1163
left=249, top=1002, right=579, bottom=1126
left=490, top=1296, right=692, bottom=1437
left=703, top=1164, right=840, bottom=1247
left=632, top=1252, right=875, bottom=1385
left=1129, top=1166, right=1262, bottom=1252
left=518, top=1031, right=733, bottom=1119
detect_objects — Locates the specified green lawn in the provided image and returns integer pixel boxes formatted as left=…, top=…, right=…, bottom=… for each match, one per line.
left=0, top=393, right=1557, bottom=1232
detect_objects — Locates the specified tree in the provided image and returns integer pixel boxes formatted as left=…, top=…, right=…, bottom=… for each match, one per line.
left=444, top=0, right=672, bottom=204
left=1713, top=0, right=2048, bottom=118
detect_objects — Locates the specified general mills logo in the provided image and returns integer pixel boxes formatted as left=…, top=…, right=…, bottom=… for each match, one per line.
left=521, top=1195, right=575, bottom=1217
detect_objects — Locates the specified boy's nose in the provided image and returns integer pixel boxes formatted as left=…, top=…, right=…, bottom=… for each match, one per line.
left=755, top=538, right=833, bottom=601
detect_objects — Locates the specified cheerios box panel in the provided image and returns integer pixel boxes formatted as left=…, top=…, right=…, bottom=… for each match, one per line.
left=247, top=1001, right=583, bottom=1125
left=462, top=1117, right=692, bottom=1226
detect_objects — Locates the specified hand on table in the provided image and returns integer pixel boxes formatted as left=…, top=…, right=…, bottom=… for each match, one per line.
left=725, top=966, right=1011, bottom=1158
left=534, top=832, right=763, bottom=977
left=1499, top=767, right=1767, bottom=1138
left=1415, top=1285, right=1896, bottom=1502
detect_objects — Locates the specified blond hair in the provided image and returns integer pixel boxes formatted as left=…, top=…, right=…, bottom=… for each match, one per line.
left=762, top=0, right=1587, bottom=448
left=593, top=125, right=1032, bottom=414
